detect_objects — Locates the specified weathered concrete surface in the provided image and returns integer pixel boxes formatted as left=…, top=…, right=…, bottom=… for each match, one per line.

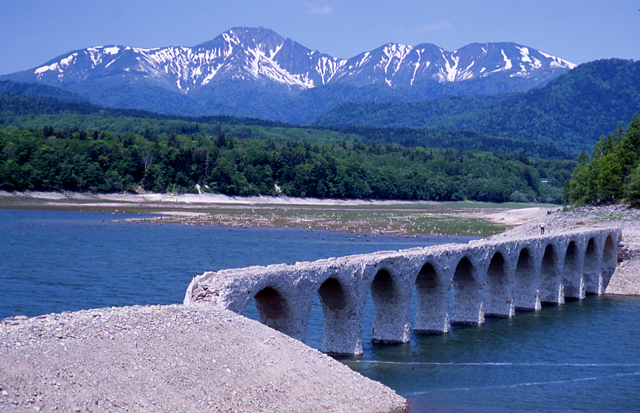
left=0, top=305, right=408, bottom=412
left=489, top=205, right=640, bottom=297
left=185, top=227, right=622, bottom=356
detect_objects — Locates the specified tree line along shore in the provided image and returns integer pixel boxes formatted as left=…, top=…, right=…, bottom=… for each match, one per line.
left=0, top=125, right=572, bottom=204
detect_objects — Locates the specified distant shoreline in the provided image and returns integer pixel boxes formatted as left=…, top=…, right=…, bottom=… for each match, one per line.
left=0, top=190, right=554, bottom=236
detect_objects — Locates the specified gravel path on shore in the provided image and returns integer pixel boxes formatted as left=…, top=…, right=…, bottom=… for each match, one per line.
left=0, top=305, right=407, bottom=413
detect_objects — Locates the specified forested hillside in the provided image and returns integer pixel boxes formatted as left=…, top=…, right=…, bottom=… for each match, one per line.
left=313, top=59, right=640, bottom=157
left=0, top=91, right=570, bottom=159
left=566, top=114, right=640, bottom=204
left=0, top=80, right=88, bottom=104
left=0, top=126, right=572, bottom=203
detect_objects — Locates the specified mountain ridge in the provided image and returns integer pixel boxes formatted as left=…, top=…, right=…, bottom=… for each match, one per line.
left=1, top=27, right=575, bottom=122
left=311, top=58, right=640, bottom=156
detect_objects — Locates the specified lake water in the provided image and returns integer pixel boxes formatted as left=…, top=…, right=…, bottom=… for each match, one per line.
left=1, top=209, right=639, bottom=412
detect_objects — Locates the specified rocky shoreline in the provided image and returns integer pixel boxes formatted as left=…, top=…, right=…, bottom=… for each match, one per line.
left=1, top=200, right=638, bottom=412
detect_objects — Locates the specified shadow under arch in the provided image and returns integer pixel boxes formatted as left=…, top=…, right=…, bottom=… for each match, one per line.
left=563, top=240, right=585, bottom=300
left=601, top=234, right=618, bottom=290
left=513, top=247, right=540, bottom=311
left=540, top=243, right=564, bottom=305
left=316, top=277, right=350, bottom=354
left=252, top=286, right=294, bottom=337
left=370, top=268, right=409, bottom=344
left=583, top=238, right=601, bottom=294
left=414, top=261, right=450, bottom=334
left=484, top=251, right=514, bottom=318
left=451, top=256, right=484, bottom=325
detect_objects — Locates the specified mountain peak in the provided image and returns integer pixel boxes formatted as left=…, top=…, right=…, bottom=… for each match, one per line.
left=1, top=27, right=576, bottom=121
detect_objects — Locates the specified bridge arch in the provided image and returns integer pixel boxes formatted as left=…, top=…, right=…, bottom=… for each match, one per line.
left=185, top=227, right=621, bottom=357
left=484, top=249, right=515, bottom=318
left=513, top=246, right=540, bottom=311
left=313, top=275, right=362, bottom=355
left=563, top=240, right=585, bottom=300
left=539, top=243, right=564, bottom=305
left=414, top=259, right=450, bottom=334
left=451, top=254, right=485, bottom=325
left=601, top=234, right=618, bottom=288
left=252, top=286, right=296, bottom=337
left=369, top=267, right=410, bottom=343
left=583, top=238, right=600, bottom=294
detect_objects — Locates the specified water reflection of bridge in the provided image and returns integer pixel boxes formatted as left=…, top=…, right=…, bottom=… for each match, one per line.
left=185, top=228, right=621, bottom=356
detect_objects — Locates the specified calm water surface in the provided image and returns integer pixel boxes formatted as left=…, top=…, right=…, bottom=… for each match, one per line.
left=1, top=209, right=639, bottom=412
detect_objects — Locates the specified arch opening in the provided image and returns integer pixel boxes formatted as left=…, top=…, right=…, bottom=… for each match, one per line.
left=451, top=256, right=484, bottom=325
left=253, top=286, right=291, bottom=334
left=540, top=244, right=563, bottom=305
left=371, top=269, right=395, bottom=300
left=318, top=277, right=346, bottom=311
left=414, top=262, right=449, bottom=334
left=513, top=248, right=540, bottom=311
left=369, top=269, right=409, bottom=344
left=485, top=252, right=514, bottom=318
left=563, top=241, right=584, bottom=300
left=583, top=238, right=600, bottom=294
left=601, top=235, right=618, bottom=290
left=453, top=257, right=474, bottom=285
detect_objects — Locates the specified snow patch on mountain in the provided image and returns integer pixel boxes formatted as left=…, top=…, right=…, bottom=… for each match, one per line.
left=22, top=27, right=575, bottom=95
left=539, top=51, right=577, bottom=69
left=34, top=53, right=77, bottom=78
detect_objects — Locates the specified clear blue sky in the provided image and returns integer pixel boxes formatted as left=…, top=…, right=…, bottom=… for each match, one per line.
left=1, top=0, right=638, bottom=75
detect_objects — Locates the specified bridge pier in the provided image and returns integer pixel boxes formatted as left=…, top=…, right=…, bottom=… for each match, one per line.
left=414, top=259, right=451, bottom=334
left=563, top=240, right=586, bottom=300
left=366, top=257, right=416, bottom=344
left=484, top=247, right=515, bottom=317
left=513, top=246, right=541, bottom=311
left=539, top=243, right=565, bottom=305
left=450, top=253, right=485, bottom=325
left=583, top=237, right=602, bottom=294
left=601, top=233, right=620, bottom=290
left=314, top=267, right=365, bottom=356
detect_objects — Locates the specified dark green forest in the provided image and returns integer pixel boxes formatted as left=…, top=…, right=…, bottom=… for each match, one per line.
left=0, top=90, right=570, bottom=160
left=565, top=114, right=640, bottom=205
left=4, top=66, right=638, bottom=205
left=0, top=125, right=572, bottom=203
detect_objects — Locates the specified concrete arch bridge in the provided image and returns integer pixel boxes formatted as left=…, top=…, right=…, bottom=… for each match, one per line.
left=185, top=227, right=621, bottom=356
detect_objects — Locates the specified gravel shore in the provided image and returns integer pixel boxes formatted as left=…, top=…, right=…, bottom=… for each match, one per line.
left=0, top=305, right=407, bottom=413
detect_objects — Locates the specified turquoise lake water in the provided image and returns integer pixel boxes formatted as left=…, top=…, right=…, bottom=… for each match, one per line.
left=1, top=209, right=638, bottom=412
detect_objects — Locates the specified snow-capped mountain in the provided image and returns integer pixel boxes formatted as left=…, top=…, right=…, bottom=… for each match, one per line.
left=2, top=27, right=576, bottom=122
left=333, top=41, right=575, bottom=88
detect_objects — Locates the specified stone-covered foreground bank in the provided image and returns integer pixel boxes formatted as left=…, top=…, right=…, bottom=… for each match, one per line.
left=0, top=305, right=407, bottom=413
